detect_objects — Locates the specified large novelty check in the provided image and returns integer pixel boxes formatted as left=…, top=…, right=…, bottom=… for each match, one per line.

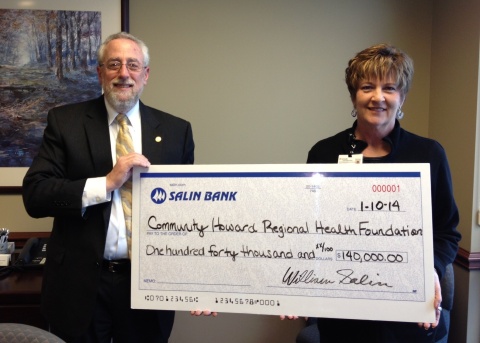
left=131, top=164, right=435, bottom=323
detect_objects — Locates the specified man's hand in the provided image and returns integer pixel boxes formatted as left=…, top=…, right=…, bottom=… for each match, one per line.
left=106, top=153, right=150, bottom=192
left=190, top=310, right=218, bottom=317
left=279, top=315, right=300, bottom=320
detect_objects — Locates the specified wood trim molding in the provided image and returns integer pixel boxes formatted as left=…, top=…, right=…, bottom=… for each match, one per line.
left=5, top=232, right=480, bottom=271
left=121, top=0, right=130, bottom=32
left=455, top=247, right=480, bottom=270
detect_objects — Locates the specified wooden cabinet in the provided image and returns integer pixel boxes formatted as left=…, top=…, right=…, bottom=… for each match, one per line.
left=0, top=268, right=46, bottom=329
left=0, top=232, right=49, bottom=330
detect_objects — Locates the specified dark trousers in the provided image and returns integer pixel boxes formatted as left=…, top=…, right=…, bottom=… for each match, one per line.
left=51, top=262, right=175, bottom=343
left=317, top=317, right=446, bottom=343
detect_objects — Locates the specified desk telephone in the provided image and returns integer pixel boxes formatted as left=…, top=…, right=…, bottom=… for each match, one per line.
left=16, top=237, right=48, bottom=267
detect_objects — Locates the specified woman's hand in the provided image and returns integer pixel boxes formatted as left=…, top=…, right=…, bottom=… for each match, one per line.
left=418, top=269, right=442, bottom=330
left=279, top=316, right=309, bottom=321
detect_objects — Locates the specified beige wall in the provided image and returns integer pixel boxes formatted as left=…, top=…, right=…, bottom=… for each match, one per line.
left=4, top=0, right=480, bottom=342
left=133, top=0, right=433, bottom=166
left=429, top=1, right=480, bottom=342
left=430, top=0, right=479, bottom=253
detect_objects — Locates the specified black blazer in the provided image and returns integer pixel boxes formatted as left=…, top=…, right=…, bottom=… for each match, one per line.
left=22, top=95, right=194, bottom=338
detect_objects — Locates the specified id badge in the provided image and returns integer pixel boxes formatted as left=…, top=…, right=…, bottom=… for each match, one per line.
left=338, top=154, right=363, bottom=164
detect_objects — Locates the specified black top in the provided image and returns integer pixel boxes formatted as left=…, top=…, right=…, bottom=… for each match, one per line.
left=307, top=120, right=461, bottom=280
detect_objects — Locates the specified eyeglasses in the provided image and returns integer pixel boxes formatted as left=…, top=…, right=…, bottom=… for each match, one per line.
left=100, top=61, right=146, bottom=72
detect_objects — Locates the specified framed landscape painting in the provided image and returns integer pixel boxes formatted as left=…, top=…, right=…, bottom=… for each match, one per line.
left=0, top=0, right=129, bottom=193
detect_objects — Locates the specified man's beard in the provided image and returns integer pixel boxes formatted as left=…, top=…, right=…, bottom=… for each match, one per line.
left=104, top=87, right=142, bottom=113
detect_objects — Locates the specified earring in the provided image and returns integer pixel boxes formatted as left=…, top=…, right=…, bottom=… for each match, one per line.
left=351, top=109, right=357, bottom=117
left=396, top=108, right=404, bottom=119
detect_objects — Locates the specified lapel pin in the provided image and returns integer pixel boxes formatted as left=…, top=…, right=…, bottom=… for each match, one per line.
left=155, top=136, right=162, bottom=142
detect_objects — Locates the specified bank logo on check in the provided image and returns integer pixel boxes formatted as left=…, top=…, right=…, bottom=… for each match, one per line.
left=151, top=188, right=167, bottom=204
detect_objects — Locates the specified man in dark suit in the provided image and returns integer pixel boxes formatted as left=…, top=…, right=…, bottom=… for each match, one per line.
left=22, top=32, right=194, bottom=342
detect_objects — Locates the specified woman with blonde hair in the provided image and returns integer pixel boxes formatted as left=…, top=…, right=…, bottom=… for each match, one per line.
left=307, top=43, right=461, bottom=342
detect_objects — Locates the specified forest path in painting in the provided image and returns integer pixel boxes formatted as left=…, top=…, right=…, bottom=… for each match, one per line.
left=0, top=64, right=100, bottom=167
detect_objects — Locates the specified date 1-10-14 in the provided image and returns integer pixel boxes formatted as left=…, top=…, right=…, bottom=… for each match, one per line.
left=360, top=200, right=400, bottom=212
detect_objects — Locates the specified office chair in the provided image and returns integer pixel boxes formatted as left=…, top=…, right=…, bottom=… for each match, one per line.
left=0, top=323, right=65, bottom=343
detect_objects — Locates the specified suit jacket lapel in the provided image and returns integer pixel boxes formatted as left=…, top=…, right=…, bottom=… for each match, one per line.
left=140, top=101, right=164, bottom=163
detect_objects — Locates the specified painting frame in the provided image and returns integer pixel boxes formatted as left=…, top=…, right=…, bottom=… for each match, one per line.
left=0, top=0, right=129, bottom=194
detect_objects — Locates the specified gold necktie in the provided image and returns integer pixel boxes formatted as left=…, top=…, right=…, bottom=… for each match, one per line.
left=116, top=114, right=134, bottom=258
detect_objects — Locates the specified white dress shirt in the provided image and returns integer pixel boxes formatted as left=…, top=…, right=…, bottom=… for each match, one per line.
left=81, top=100, right=142, bottom=260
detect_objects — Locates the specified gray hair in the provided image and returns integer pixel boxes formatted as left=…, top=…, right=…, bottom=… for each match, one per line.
left=97, top=32, right=150, bottom=66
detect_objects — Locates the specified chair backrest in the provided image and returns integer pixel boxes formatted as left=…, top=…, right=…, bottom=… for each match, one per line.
left=0, top=323, right=65, bottom=343
left=440, top=263, right=454, bottom=311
